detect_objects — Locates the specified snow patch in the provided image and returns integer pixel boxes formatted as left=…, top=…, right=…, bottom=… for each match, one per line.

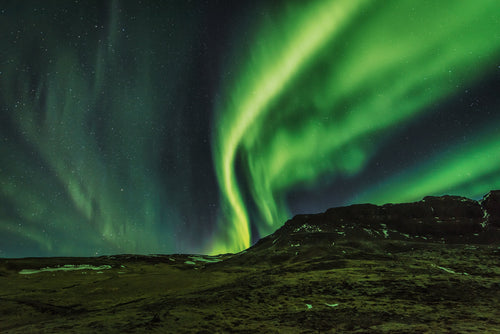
left=325, top=303, right=339, bottom=308
left=432, top=264, right=469, bottom=276
left=436, top=265, right=456, bottom=274
left=481, top=210, right=490, bottom=228
left=363, top=228, right=374, bottom=236
left=19, top=264, right=112, bottom=275
left=294, top=224, right=323, bottom=233
left=379, top=224, right=389, bottom=238
left=189, top=255, right=222, bottom=263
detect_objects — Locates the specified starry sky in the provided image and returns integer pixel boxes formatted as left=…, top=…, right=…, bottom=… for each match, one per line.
left=1, top=0, right=500, bottom=257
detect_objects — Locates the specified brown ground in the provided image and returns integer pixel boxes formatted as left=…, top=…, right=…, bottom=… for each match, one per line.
left=1, top=239, right=500, bottom=333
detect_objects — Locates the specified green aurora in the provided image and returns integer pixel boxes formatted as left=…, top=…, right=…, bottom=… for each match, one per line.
left=211, top=0, right=500, bottom=253
left=356, top=123, right=500, bottom=205
left=0, top=1, right=217, bottom=256
left=1, top=1, right=500, bottom=257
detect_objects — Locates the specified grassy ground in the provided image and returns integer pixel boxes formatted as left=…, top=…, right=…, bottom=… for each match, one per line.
left=1, top=241, right=500, bottom=333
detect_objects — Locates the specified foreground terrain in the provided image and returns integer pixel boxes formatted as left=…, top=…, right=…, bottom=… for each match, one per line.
left=1, top=192, right=500, bottom=333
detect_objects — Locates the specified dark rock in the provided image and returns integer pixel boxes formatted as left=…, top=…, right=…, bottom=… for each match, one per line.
left=384, top=195, right=483, bottom=236
left=481, top=190, right=500, bottom=227
left=252, top=191, right=500, bottom=255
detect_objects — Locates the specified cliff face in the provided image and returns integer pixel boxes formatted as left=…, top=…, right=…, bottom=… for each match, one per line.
left=482, top=190, right=500, bottom=227
left=244, top=191, right=500, bottom=261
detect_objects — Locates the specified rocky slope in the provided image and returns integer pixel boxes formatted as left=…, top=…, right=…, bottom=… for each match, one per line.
left=221, top=191, right=500, bottom=265
left=1, top=191, right=499, bottom=333
left=267, top=190, right=500, bottom=245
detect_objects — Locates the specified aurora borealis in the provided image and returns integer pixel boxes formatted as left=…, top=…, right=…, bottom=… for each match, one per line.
left=1, top=1, right=500, bottom=257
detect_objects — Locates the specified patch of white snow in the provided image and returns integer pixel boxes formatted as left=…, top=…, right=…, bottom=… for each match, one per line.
left=19, top=264, right=112, bottom=275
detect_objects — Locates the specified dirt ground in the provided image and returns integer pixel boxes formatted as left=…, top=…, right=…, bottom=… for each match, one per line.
left=1, top=239, right=500, bottom=333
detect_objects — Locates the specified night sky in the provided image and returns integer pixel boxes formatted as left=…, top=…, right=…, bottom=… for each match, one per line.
left=1, top=0, right=500, bottom=258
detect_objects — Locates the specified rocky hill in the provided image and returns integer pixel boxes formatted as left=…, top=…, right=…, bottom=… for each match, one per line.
left=267, top=190, right=500, bottom=245
left=219, top=191, right=500, bottom=266
left=1, top=191, right=499, bottom=333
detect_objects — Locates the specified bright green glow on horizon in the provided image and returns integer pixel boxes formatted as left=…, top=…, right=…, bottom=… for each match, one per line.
left=358, top=123, right=500, bottom=205
left=211, top=0, right=370, bottom=253
left=213, top=0, right=500, bottom=253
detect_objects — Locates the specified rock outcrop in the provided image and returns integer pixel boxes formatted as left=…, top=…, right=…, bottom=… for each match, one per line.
left=481, top=190, right=500, bottom=227
left=249, top=191, right=500, bottom=256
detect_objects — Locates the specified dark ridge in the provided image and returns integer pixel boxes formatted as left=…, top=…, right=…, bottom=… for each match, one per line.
left=235, top=191, right=500, bottom=263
